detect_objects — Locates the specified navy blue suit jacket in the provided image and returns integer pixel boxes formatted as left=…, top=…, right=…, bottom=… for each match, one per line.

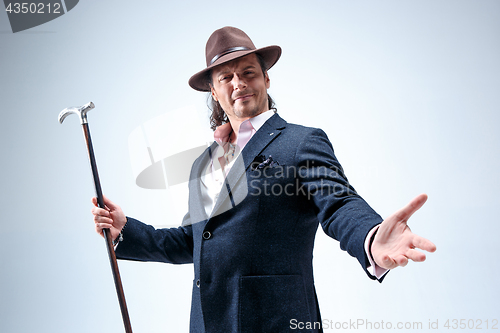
left=116, top=113, right=383, bottom=332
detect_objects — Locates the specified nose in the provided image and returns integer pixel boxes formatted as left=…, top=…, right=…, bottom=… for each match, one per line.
left=232, top=74, right=247, bottom=90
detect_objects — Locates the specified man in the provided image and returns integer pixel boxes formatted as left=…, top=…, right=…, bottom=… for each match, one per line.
left=92, top=27, right=436, bottom=332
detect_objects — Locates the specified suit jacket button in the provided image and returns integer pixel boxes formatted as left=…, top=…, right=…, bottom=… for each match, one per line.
left=203, top=231, right=212, bottom=240
left=196, top=279, right=200, bottom=288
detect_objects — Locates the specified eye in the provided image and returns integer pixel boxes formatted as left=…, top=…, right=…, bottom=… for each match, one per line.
left=219, top=74, right=232, bottom=82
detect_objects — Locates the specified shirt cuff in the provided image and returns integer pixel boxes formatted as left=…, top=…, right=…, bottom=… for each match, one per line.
left=364, top=225, right=389, bottom=279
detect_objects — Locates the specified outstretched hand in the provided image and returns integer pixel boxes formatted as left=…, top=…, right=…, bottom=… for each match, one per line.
left=371, top=194, right=436, bottom=270
left=91, top=195, right=127, bottom=241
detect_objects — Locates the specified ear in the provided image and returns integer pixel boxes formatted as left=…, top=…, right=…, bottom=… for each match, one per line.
left=210, top=84, right=218, bottom=102
left=264, top=72, right=270, bottom=89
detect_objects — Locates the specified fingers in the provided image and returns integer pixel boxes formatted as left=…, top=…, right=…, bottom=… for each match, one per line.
left=413, top=236, right=437, bottom=253
left=91, top=197, right=111, bottom=236
left=393, top=255, right=409, bottom=267
left=393, top=193, right=428, bottom=222
left=380, top=251, right=423, bottom=269
left=93, top=213, right=112, bottom=224
left=93, top=208, right=114, bottom=237
left=91, top=205, right=110, bottom=218
left=379, top=254, right=407, bottom=269
left=95, top=221, right=114, bottom=236
left=93, top=209, right=112, bottom=226
left=394, top=249, right=426, bottom=267
left=380, top=246, right=431, bottom=269
left=405, top=249, right=426, bottom=262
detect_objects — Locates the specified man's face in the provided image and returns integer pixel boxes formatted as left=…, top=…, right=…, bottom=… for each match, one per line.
left=210, top=54, right=271, bottom=122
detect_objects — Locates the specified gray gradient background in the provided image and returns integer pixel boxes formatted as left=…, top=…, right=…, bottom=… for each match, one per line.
left=1, top=1, right=499, bottom=332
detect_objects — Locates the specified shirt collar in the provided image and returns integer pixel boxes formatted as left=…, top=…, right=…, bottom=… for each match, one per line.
left=213, top=109, right=276, bottom=145
left=248, top=109, right=275, bottom=132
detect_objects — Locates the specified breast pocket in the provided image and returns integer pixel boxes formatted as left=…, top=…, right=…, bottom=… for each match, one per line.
left=239, top=275, right=312, bottom=333
left=247, top=165, right=296, bottom=198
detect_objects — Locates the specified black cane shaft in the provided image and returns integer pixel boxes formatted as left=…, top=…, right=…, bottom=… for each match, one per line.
left=82, top=124, right=133, bottom=333
left=82, top=124, right=105, bottom=209
left=103, top=228, right=133, bottom=333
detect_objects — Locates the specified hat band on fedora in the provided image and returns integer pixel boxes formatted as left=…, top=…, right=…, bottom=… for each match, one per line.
left=210, top=46, right=251, bottom=65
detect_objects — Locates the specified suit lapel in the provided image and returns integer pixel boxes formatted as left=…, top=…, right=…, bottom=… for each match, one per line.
left=210, top=113, right=287, bottom=218
left=240, top=113, right=286, bottom=170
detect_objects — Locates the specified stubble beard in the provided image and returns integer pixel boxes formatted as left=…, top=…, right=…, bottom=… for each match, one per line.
left=231, top=95, right=267, bottom=120
left=233, top=105, right=261, bottom=119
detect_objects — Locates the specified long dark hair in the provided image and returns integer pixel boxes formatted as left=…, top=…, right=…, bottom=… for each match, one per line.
left=206, top=54, right=276, bottom=131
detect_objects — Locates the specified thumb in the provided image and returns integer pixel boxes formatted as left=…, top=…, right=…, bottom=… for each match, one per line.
left=392, top=193, right=428, bottom=223
left=102, top=194, right=117, bottom=210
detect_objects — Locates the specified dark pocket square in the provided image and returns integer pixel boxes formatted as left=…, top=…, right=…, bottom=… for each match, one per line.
left=252, top=155, right=280, bottom=170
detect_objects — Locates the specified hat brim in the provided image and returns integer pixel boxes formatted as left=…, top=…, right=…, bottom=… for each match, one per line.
left=188, top=45, right=281, bottom=92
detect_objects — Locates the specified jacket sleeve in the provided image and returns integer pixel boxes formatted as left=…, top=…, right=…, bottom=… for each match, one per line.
left=115, top=213, right=194, bottom=264
left=296, top=128, right=383, bottom=279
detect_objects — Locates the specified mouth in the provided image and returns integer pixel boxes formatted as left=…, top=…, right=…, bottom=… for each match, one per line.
left=234, top=94, right=254, bottom=102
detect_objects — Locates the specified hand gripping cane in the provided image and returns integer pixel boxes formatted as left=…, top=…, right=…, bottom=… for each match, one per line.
left=58, top=102, right=133, bottom=333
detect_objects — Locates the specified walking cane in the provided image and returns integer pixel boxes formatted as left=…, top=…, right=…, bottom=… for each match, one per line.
left=58, top=102, right=133, bottom=333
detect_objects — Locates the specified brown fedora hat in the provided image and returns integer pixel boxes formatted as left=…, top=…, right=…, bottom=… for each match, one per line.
left=188, top=26, right=282, bottom=92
